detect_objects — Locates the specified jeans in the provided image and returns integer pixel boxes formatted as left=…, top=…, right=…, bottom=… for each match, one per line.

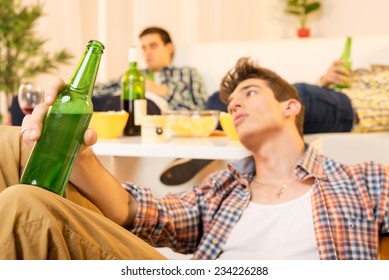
left=294, top=83, right=354, bottom=134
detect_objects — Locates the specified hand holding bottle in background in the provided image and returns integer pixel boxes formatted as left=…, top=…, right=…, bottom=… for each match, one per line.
left=333, top=37, right=352, bottom=89
left=319, top=37, right=352, bottom=89
left=318, top=59, right=352, bottom=88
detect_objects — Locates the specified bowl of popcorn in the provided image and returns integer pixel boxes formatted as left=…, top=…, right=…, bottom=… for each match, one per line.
left=164, top=110, right=219, bottom=137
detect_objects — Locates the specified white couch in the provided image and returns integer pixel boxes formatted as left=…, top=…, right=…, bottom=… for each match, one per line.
left=173, top=35, right=389, bottom=165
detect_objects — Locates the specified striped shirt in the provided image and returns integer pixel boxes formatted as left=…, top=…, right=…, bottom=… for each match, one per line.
left=342, top=66, right=389, bottom=132
left=124, top=145, right=389, bottom=259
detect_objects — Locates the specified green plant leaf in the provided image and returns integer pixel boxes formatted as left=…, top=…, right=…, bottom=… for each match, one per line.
left=0, top=0, right=74, bottom=95
left=284, top=0, right=321, bottom=28
left=304, top=2, right=321, bottom=14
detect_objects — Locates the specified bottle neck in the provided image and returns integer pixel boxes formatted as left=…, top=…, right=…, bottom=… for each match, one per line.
left=68, top=42, right=103, bottom=97
left=342, top=38, right=351, bottom=55
left=341, top=38, right=352, bottom=68
left=129, top=61, right=138, bottom=69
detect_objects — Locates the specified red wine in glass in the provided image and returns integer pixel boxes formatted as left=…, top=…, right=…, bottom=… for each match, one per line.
left=18, top=83, right=44, bottom=115
left=22, top=106, right=35, bottom=114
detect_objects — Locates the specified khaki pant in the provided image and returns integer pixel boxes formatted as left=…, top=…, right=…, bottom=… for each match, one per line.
left=0, top=125, right=166, bottom=260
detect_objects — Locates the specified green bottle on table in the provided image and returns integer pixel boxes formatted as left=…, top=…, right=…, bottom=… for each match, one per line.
left=333, top=37, right=352, bottom=89
left=121, top=46, right=146, bottom=136
left=20, top=40, right=105, bottom=196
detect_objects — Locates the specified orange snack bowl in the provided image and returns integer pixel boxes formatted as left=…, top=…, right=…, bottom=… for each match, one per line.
left=219, top=112, right=239, bottom=141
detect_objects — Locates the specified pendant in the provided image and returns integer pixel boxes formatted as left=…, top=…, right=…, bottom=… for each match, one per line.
left=275, top=184, right=288, bottom=198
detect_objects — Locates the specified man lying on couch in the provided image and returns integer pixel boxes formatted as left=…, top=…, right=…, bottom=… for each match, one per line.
left=207, top=60, right=389, bottom=134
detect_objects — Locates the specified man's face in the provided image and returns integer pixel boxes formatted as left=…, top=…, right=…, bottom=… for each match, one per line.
left=226, top=78, right=286, bottom=143
left=140, top=33, right=173, bottom=71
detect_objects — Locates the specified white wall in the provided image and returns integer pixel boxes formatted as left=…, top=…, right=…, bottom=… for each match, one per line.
left=174, top=35, right=389, bottom=94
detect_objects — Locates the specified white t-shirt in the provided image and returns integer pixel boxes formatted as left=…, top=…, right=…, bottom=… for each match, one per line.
left=218, top=189, right=320, bottom=260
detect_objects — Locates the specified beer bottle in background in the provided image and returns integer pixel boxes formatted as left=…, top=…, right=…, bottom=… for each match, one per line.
left=334, top=37, right=352, bottom=89
left=20, top=40, right=104, bottom=196
left=121, top=46, right=146, bottom=136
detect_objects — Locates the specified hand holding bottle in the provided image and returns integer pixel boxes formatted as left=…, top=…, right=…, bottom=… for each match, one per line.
left=21, top=77, right=139, bottom=226
left=21, top=77, right=97, bottom=152
left=20, top=40, right=104, bottom=196
left=318, top=59, right=352, bottom=88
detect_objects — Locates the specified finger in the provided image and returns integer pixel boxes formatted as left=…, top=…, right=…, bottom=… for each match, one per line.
left=333, top=76, right=347, bottom=85
left=335, top=60, right=352, bottom=73
left=341, top=67, right=351, bottom=76
left=323, top=72, right=339, bottom=85
left=20, top=115, right=35, bottom=147
left=333, top=59, right=344, bottom=67
left=327, top=65, right=341, bottom=77
left=21, top=103, right=49, bottom=145
left=44, top=77, right=66, bottom=106
left=83, top=128, right=98, bottom=147
left=333, top=71, right=352, bottom=85
left=327, top=66, right=350, bottom=83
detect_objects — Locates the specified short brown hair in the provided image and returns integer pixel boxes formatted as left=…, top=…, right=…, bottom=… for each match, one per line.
left=139, top=26, right=174, bottom=59
left=139, top=26, right=173, bottom=44
left=220, top=57, right=304, bottom=136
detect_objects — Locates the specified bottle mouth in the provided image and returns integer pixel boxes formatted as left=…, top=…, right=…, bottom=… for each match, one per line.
left=88, top=40, right=105, bottom=53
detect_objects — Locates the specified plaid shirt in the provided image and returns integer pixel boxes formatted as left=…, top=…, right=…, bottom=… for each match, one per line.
left=124, top=145, right=389, bottom=259
left=143, top=65, right=209, bottom=110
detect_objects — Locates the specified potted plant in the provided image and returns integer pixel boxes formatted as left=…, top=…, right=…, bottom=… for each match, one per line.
left=0, top=0, right=73, bottom=122
left=285, top=0, right=321, bottom=38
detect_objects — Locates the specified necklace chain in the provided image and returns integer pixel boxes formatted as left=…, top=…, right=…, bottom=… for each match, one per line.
left=252, top=177, right=299, bottom=198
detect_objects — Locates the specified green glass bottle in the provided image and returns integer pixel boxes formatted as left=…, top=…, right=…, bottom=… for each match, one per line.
left=20, top=40, right=105, bottom=196
left=333, top=37, right=352, bottom=89
left=121, top=46, right=146, bottom=136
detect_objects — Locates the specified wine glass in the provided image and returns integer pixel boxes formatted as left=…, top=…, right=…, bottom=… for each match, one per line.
left=18, top=83, right=44, bottom=115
